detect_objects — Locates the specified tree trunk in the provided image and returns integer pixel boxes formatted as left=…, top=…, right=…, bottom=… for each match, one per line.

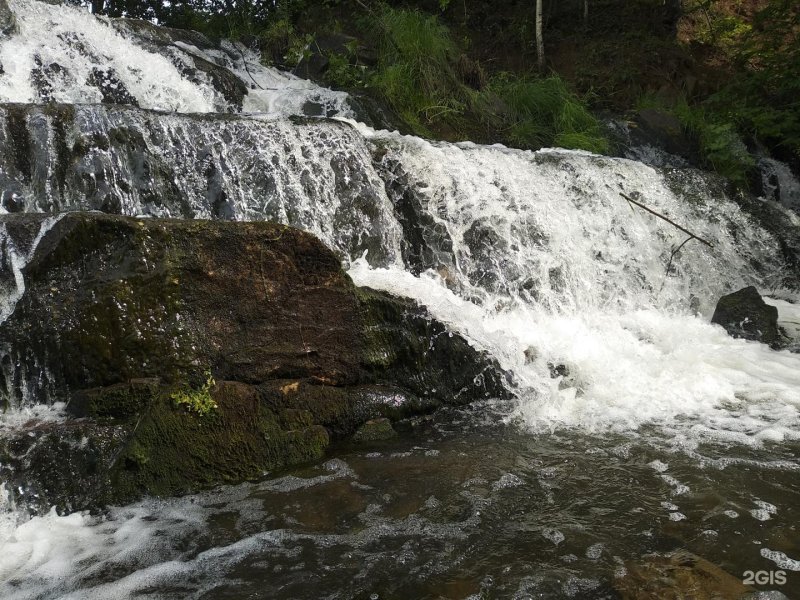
left=584, top=0, right=589, bottom=24
left=535, top=0, right=544, bottom=69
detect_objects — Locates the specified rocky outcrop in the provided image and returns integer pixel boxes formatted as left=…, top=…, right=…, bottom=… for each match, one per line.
left=0, top=104, right=399, bottom=265
left=112, top=18, right=249, bottom=111
left=0, top=212, right=509, bottom=512
left=711, top=286, right=781, bottom=347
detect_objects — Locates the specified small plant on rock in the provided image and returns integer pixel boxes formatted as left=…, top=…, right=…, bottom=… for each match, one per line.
left=172, top=371, right=218, bottom=417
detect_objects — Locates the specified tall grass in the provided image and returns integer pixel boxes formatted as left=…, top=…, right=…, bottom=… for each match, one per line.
left=372, top=7, right=465, bottom=133
left=369, top=6, right=607, bottom=153
left=478, top=75, right=609, bottom=153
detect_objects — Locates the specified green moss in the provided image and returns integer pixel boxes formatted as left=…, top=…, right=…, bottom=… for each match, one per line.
left=352, top=417, right=397, bottom=442
left=70, top=379, right=159, bottom=420
left=108, top=381, right=331, bottom=503
left=171, top=371, right=218, bottom=417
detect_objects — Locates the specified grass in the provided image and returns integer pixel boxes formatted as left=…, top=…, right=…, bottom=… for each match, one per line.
left=371, top=7, right=465, bottom=134
left=366, top=6, right=607, bottom=153
left=476, top=74, right=609, bottom=153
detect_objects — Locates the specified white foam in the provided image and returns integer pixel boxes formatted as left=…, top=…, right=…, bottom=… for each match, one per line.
left=542, top=528, right=565, bottom=545
left=0, top=1, right=353, bottom=118
left=760, top=548, right=800, bottom=571
left=1, top=0, right=216, bottom=111
left=350, top=260, right=800, bottom=443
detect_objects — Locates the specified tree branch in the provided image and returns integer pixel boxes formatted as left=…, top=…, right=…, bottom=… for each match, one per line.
left=619, top=192, right=714, bottom=248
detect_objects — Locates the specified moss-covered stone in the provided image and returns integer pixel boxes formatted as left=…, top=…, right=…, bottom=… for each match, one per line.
left=0, top=212, right=509, bottom=510
left=70, top=378, right=160, bottom=420
left=108, top=381, right=330, bottom=503
left=352, top=417, right=397, bottom=443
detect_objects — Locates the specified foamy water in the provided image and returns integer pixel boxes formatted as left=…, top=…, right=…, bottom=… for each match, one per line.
left=0, top=0, right=352, bottom=117
left=0, top=3, right=798, bottom=596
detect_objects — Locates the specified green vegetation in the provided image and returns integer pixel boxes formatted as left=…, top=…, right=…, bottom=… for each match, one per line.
left=171, top=371, right=218, bottom=417
left=371, top=7, right=465, bottom=135
left=342, top=5, right=608, bottom=153
left=706, top=0, right=800, bottom=166
left=636, top=93, right=755, bottom=187
left=479, top=74, right=609, bottom=153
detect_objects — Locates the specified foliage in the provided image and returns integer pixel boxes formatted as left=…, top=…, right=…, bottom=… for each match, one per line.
left=477, top=74, right=609, bottom=153
left=370, top=6, right=465, bottom=134
left=636, top=92, right=755, bottom=187
left=366, top=6, right=606, bottom=153
left=679, top=0, right=799, bottom=175
left=171, top=371, right=218, bottom=417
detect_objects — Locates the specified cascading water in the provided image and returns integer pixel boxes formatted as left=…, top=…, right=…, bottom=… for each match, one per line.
left=1, top=1, right=799, bottom=598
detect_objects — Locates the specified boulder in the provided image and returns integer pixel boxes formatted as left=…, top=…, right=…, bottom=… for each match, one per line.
left=711, top=286, right=781, bottom=347
left=0, top=212, right=509, bottom=511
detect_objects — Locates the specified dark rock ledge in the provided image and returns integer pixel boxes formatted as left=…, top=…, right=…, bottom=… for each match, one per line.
left=0, top=213, right=510, bottom=512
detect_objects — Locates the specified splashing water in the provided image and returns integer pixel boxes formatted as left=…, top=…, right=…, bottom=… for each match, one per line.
left=347, top=127, right=800, bottom=444
left=0, top=4, right=798, bottom=597
left=0, top=0, right=351, bottom=116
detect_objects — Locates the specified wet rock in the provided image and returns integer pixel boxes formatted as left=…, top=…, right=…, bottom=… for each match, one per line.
left=548, top=363, right=570, bottom=378
left=373, top=150, right=455, bottom=275
left=86, top=68, right=139, bottom=107
left=711, top=286, right=781, bottom=347
left=352, top=418, right=397, bottom=443
left=111, top=18, right=247, bottom=111
left=616, top=550, right=752, bottom=599
left=0, top=104, right=396, bottom=262
left=629, top=109, right=699, bottom=165
left=31, top=56, right=68, bottom=103
left=0, top=212, right=510, bottom=510
left=0, top=0, right=16, bottom=37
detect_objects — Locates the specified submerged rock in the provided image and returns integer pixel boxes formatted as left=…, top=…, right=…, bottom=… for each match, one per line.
left=0, top=212, right=509, bottom=511
left=616, top=550, right=752, bottom=600
left=352, top=417, right=397, bottom=443
left=711, top=286, right=781, bottom=347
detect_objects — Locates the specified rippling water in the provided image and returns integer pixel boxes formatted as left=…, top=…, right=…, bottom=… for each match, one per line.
left=2, top=402, right=798, bottom=599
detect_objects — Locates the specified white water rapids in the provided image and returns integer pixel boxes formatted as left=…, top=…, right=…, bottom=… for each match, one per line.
left=0, top=1, right=799, bottom=597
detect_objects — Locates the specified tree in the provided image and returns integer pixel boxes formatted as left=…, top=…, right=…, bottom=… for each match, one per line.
left=535, top=0, right=544, bottom=69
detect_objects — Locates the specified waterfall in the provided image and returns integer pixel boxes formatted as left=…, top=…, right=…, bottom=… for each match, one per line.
left=759, top=156, right=800, bottom=213
left=0, top=0, right=798, bottom=443
left=0, top=3, right=800, bottom=597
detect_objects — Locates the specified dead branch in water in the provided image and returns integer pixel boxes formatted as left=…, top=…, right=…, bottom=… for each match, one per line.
left=619, top=192, right=714, bottom=249
left=666, top=235, right=695, bottom=275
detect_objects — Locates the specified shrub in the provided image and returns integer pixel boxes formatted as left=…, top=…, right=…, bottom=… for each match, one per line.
left=371, top=6, right=465, bottom=133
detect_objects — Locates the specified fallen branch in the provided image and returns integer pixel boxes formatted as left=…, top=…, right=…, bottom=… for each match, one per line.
left=666, top=235, right=694, bottom=275
left=619, top=192, right=714, bottom=248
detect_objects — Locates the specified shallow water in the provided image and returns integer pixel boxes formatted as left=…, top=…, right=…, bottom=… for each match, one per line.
left=2, top=401, right=797, bottom=600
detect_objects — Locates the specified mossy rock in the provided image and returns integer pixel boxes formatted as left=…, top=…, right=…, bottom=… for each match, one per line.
left=0, top=212, right=510, bottom=510
left=352, top=417, right=397, bottom=443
